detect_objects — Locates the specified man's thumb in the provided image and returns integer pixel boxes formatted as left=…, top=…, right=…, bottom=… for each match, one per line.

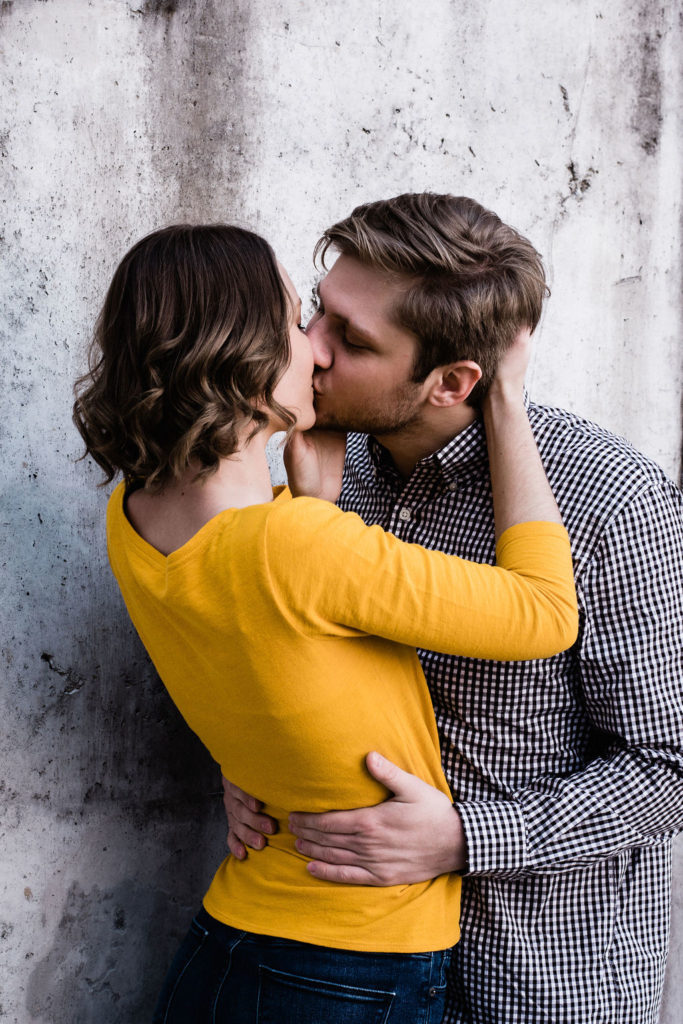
left=365, top=751, right=420, bottom=798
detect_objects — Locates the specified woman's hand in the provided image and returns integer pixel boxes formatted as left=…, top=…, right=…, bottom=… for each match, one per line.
left=484, top=326, right=532, bottom=404
left=284, top=429, right=347, bottom=503
left=483, top=324, right=564, bottom=535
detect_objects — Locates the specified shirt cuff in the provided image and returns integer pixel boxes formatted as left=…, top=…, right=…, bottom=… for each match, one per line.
left=456, top=798, right=528, bottom=875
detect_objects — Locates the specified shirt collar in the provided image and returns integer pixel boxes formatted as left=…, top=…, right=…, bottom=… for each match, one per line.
left=364, top=417, right=487, bottom=489
left=363, top=391, right=531, bottom=488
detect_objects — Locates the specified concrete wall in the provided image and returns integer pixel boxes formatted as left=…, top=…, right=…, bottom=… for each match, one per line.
left=1, top=1, right=680, bottom=1020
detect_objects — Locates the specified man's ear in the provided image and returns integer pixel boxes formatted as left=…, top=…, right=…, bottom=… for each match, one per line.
left=426, top=361, right=482, bottom=407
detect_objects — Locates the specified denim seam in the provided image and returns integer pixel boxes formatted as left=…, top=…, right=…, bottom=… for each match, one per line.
left=258, top=964, right=395, bottom=998
left=211, top=932, right=246, bottom=1024
left=161, top=918, right=209, bottom=1024
left=255, top=964, right=397, bottom=1020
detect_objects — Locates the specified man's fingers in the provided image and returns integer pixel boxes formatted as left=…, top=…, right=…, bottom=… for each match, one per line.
left=230, top=821, right=271, bottom=850
left=305, top=861, right=387, bottom=886
left=294, top=838, right=363, bottom=863
left=223, top=784, right=277, bottom=836
left=289, top=810, right=360, bottom=835
left=227, top=832, right=247, bottom=860
left=222, top=776, right=264, bottom=815
left=233, top=807, right=277, bottom=835
left=290, top=823, right=364, bottom=847
left=364, top=751, right=424, bottom=799
left=226, top=801, right=277, bottom=835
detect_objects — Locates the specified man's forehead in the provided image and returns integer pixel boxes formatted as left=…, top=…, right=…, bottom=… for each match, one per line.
left=316, top=274, right=382, bottom=338
left=316, top=263, right=418, bottom=350
left=317, top=257, right=409, bottom=310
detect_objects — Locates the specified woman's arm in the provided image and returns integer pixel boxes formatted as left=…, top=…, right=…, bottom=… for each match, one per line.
left=483, top=329, right=563, bottom=539
left=266, top=328, right=577, bottom=661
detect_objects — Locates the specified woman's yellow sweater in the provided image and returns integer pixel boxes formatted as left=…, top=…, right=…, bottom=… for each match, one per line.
left=107, top=483, right=577, bottom=953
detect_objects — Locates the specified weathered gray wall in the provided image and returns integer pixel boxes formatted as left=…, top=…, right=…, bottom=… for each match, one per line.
left=1, top=1, right=680, bottom=1021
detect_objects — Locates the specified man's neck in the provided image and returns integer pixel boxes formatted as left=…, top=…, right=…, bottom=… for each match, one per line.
left=374, top=405, right=479, bottom=480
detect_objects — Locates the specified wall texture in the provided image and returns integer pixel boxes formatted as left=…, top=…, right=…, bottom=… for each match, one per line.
left=0, top=1, right=680, bottom=1021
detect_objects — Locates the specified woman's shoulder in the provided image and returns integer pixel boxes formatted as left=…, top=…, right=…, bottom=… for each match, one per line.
left=267, top=490, right=341, bottom=534
left=106, top=481, right=127, bottom=533
left=263, top=491, right=374, bottom=569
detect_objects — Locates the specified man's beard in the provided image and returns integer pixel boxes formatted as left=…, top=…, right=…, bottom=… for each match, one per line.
left=313, top=381, right=423, bottom=437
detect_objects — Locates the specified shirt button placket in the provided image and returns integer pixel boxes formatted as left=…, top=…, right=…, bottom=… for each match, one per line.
left=390, top=504, right=412, bottom=535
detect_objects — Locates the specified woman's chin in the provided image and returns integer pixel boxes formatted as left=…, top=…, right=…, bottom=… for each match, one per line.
left=296, top=406, right=317, bottom=432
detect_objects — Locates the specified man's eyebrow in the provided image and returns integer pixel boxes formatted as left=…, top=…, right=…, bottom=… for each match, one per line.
left=314, top=279, right=379, bottom=345
left=345, top=321, right=379, bottom=345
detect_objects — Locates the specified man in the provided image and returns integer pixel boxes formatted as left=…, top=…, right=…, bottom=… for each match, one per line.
left=224, top=193, right=683, bottom=1023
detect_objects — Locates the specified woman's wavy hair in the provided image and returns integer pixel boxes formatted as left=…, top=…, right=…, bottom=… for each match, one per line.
left=315, top=193, right=549, bottom=406
left=73, top=224, right=295, bottom=491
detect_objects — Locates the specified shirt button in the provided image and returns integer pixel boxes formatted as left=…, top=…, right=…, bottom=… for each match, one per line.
left=447, top=483, right=457, bottom=492
left=398, top=507, right=412, bottom=522
left=429, top=987, right=438, bottom=998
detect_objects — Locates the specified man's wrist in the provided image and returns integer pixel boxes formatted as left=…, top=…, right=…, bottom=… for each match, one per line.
left=449, top=802, right=469, bottom=873
left=455, top=798, right=528, bottom=875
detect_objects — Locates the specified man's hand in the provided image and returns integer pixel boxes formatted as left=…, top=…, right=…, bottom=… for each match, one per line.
left=283, top=429, right=347, bottom=503
left=289, top=752, right=467, bottom=885
left=222, top=777, right=278, bottom=860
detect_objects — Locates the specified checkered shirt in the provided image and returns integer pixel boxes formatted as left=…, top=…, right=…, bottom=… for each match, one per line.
left=338, top=402, right=683, bottom=1024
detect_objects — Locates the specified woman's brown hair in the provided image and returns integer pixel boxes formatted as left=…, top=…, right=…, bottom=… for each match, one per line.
left=73, top=224, right=295, bottom=491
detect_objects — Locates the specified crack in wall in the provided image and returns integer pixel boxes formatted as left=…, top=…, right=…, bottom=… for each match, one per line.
left=40, top=652, right=85, bottom=695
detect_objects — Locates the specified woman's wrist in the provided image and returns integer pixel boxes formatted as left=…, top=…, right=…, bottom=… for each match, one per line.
left=484, top=378, right=525, bottom=404
left=482, top=387, right=527, bottom=429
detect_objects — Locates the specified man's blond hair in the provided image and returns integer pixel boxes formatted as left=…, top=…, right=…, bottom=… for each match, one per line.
left=315, top=193, right=548, bottom=404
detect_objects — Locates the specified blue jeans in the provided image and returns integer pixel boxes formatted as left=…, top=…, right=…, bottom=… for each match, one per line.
left=153, top=907, right=452, bottom=1023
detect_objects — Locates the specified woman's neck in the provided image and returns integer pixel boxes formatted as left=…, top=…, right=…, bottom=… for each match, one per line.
left=126, top=428, right=276, bottom=555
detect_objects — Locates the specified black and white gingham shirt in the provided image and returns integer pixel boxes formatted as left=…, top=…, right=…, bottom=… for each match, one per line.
left=338, top=402, right=683, bottom=1024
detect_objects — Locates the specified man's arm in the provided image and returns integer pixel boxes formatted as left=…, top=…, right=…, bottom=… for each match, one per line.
left=224, top=753, right=467, bottom=880
left=290, top=752, right=467, bottom=883
left=458, top=482, right=683, bottom=875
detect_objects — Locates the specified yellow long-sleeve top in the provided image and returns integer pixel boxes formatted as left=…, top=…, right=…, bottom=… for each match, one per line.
left=107, top=482, right=577, bottom=953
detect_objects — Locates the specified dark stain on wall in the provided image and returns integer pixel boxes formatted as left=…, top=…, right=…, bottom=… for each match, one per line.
left=634, top=33, right=662, bottom=153
left=142, top=0, right=179, bottom=14
left=559, top=84, right=571, bottom=116
left=138, top=0, right=256, bottom=220
left=631, top=5, right=663, bottom=155
left=566, top=161, right=597, bottom=197
left=25, top=878, right=206, bottom=1021
left=130, top=0, right=179, bottom=15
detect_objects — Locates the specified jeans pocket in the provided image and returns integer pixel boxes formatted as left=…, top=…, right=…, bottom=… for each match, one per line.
left=256, top=965, right=395, bottom=1024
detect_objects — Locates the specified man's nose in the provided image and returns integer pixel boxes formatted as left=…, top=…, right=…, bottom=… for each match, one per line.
left=306, top=318, right=333, bottom=370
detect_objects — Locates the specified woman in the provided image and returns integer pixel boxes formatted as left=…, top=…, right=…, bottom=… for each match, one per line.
left=73, top=224, right=577, bottom=1023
